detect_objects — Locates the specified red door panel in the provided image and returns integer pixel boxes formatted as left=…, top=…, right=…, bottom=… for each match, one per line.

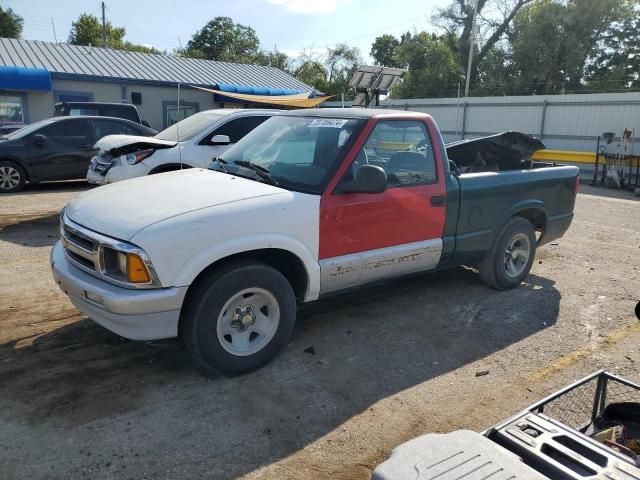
left=319, top=116, right=447, bottom=260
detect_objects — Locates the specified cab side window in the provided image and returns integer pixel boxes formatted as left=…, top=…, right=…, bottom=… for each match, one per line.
left=39, top=119, right=91, bottom=146
left=92, top=119, right=131, bottom=139
left=350, top=120, right=437, bottom=188
left=210, top=116, right=269, bottom=143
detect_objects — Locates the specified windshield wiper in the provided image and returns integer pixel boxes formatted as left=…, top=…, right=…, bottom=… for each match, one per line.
left=210, top=156, right=229, bottom=173
left=233, top=160, right=279, bottom=186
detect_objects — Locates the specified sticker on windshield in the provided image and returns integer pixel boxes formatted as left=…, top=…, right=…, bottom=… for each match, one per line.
left=307, top=119, right=349, bottom=128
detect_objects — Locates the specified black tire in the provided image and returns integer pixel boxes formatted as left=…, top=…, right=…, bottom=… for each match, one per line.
left=479, top=217, right=536, bottom=290
left=0, top=160, right=26, bottom=193
left=180, top=260, right=296, bottom=375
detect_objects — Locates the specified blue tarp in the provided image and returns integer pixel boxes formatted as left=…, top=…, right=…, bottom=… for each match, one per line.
left=216, top=83, right=303, bottom=96
left=0, top=66, right=52, bottom=91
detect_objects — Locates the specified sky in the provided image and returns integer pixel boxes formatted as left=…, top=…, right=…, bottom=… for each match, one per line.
left=5, top=0, right=451, bottom=62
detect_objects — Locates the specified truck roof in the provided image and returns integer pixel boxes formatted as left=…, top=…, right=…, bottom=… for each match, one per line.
left=282, top=107, right=432, bottom=120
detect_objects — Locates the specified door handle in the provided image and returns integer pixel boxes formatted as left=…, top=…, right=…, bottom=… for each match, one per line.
left=431, top=195, right=446, bottom=207
left=77, top=143, right=92, bottom=149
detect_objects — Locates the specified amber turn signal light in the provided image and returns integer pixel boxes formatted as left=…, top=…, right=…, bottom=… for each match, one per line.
left=127, top=253, right=151, bottom=283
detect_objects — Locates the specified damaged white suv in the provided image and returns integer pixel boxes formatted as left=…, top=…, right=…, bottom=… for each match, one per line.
left=87, top=109, right=275, bottom=185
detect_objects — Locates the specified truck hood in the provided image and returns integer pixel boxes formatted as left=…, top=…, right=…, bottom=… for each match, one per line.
left=65, top=169, right=286, bottom=240
left=94, top=134, right=177, bottom=156
left=446, top=131, right=546, bottom=171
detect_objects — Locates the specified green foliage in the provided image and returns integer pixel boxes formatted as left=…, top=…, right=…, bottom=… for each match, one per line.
left=510, top=0, right=627, bottom=94
left=185, top=17, right=259, bottom=63
left=0, top=7, right=22, bottom=39
left=69, top=14, right=125, bottom=47
left=68, top=14, right=160, bottom=54
left=585, top=2, right=640, bottom=89
left=370, top=34, right=400, bottom=67
left=253, top=49, right=291, bottom=71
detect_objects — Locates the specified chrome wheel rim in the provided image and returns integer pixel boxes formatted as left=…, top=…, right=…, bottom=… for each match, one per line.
left=216, top=288, right=280, bottom=356
left=0, top=166, right=20, bottom=190
left=504, top=232, right=531, bottom=278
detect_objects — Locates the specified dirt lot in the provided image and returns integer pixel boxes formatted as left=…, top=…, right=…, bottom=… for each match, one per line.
left=0, top=181, right=639, bottom=480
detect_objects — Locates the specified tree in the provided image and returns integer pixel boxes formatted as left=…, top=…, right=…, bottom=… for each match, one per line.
left=186, top=17, right=259, bottom=63
left=433, top=0, right=534, bottom=89
left=370, top=34, right=400, bottom=67
left=254, top=48, right=291, bottom=72
left=586, top=2, right=640, bottom=90
left=68, top=14, right=160, bottom=53
left=393, top=32, right=464, bottom=98
left=69, top=14, right=125, bottom=48
left=0, top=7, right=23, bottom=39
left=510, top=0, right=627, bottom=94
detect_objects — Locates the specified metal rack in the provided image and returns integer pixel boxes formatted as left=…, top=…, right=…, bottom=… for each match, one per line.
left=523, top=370, right=640, bottom=433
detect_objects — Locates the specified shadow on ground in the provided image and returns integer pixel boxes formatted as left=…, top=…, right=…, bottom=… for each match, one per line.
left=0, top=213, right=60, bottom=247
left=0, top=269, right=560, bottom=479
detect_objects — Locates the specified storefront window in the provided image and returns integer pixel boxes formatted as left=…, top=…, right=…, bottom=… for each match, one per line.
left=165, top=103, right=197, bottom=127
left=0, top=95, right=24, bottom=124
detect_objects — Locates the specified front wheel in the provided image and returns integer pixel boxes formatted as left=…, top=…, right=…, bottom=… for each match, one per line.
left=479, top=217, right=536, bottom=290
left=0, top=161, right=26, bottom=193
left=180, top=260, right=296, bottom=375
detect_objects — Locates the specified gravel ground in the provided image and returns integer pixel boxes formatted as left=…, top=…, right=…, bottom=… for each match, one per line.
left=0, top=181, right=638, bottom=480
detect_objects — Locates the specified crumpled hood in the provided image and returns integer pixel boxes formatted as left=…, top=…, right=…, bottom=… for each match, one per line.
left=94, top=134, right=177, bottom=156
left=65, top=169, right=286, bottom=240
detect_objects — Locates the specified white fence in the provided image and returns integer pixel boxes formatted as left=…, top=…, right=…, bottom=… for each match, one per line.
left=323, top=92, right=640, bottom=154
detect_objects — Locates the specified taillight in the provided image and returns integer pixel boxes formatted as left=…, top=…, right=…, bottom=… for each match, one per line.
left=125, top=149, right=154, bottom=165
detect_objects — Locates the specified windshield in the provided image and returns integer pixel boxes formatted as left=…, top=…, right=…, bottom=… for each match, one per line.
left=2, top=119, right=56, bottom=140
left=212, top=115, right=365, bottom=194
left=155, top=111, right=225, bottom=142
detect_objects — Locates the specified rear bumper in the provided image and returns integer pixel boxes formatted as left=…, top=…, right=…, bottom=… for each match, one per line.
left=540, top=212, right=574, bottom=246
left=50, top=241, right=187, bottom=340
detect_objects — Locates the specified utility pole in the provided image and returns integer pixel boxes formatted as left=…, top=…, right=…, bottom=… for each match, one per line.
left=464, top=0, right=478, bottom=97
left=101, top=2, right=107, bottom=48
left=51, top=18, right=58, bottom=43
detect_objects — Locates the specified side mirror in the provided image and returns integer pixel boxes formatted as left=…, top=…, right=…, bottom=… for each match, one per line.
left=339, top=164, right=387, bottom=194
left=33, top=134, right=46, bottom=147
left=141, top=119, right=151, bottom=128
left=210, top=134, right=230, bottom=146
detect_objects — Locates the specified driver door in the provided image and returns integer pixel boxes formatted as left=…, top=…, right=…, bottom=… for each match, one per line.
left=29, top=118, right=94, bottom=181
left=318, top=119, right=447, bottom=293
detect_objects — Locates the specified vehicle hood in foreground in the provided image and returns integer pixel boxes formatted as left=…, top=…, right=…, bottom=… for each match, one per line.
left=94, top=134, right=177, bottom=156
left=65, top=169, right=286, bottom=240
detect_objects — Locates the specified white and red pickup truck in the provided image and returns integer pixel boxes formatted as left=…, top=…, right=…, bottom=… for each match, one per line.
left=51, top=108, right=579, bottom=374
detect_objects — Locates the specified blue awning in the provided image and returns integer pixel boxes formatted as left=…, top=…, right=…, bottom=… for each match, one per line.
left=216, top=83, right=303, bottom=96
left=0, top=66, right=52, bottom=92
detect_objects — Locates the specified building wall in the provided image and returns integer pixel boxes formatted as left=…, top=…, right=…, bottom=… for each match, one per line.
left=20, top=78, right=220, bottom=131
left=323, top=92, right=640, bottom=153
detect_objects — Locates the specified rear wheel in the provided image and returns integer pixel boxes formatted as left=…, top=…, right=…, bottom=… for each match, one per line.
left=479, top=217, right=536, bottom=290
left=180, top=260, right=296, bottom=375
left=0, top=161, right=26, bottom=193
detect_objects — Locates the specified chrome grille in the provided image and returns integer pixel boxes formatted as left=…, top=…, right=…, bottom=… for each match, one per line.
left=59, top=213, right=162, bottom=289
left=62, top=222, right=99, bottom=273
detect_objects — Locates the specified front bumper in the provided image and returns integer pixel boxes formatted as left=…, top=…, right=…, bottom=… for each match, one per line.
left=86, top=158, right=150, bottom=185
left=51, top=241, right=187, bottom=340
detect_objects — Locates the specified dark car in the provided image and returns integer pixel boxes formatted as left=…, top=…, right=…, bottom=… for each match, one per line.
left=0, top=116, right=157, bottom=193
left=0, top=124, right=26, bottom=135
left=54, top=102, right=151, bottom=128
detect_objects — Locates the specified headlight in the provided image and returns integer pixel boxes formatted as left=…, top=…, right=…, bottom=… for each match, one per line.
left=101, top=246, right=155, bottom=285
left=125, top=149, right=155, bottom=165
